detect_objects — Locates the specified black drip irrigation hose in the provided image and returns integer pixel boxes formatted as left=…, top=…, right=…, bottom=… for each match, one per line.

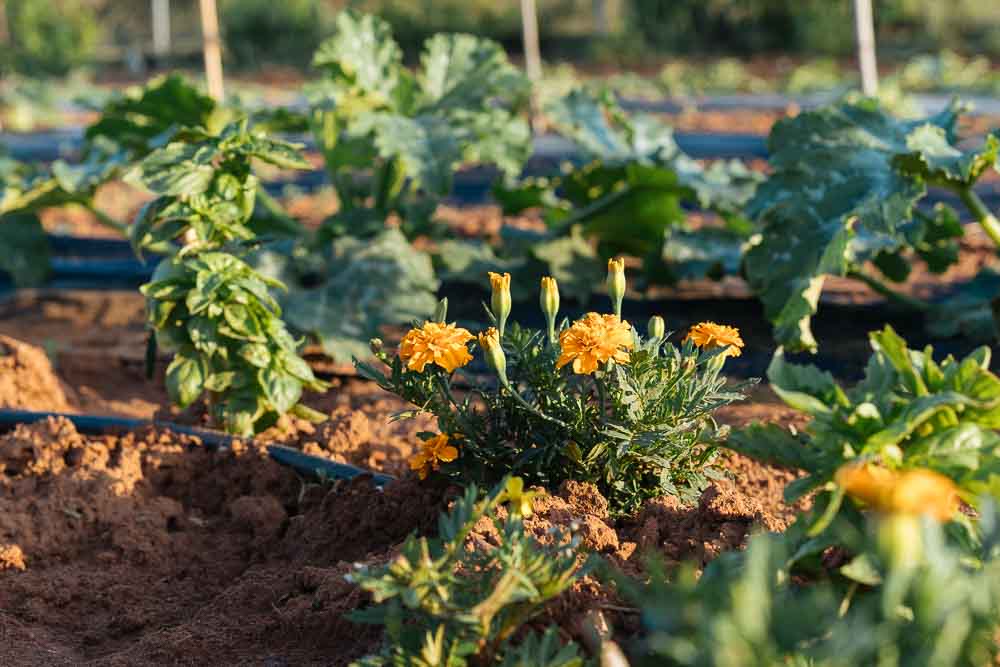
left=0, top=409, right=395, bottom=487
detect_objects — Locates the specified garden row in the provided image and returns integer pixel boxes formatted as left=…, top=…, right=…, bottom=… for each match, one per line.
left=4, top=9, right=1000, bottom=665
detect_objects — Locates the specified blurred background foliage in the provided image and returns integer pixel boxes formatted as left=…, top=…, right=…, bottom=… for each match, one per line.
left=2, top=0, right=1000, bottom=77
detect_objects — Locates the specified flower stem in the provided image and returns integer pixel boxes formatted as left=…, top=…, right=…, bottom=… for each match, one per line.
left=957, top=186, right=1000, bottom=249
left=502, top=379, right=570, bottom=429
left=846, top=269, right=932, bottom=312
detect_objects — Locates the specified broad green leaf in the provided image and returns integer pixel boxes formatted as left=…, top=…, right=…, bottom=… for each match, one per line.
left=85, top=74, right=217, bottom=156
left=419, top=33, right=528, bottom=110
left=529, top=226, right=604, bottom=304
left=313, top=10, right=402, bottom=103
left=0, top=212, right=50, bottom=286
left=359, top=112, right=461, bottom=196
left=726, top=422, right=820, bottom=473
left=896, top=126, right=1000, bottom=187
left=259, top=229, right=439, bottom=362
left=746, top=101, right=960, bottom=351
left=767, top=348, right=847, bottom=415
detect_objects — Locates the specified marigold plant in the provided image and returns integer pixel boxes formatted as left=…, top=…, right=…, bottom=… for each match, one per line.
left=358, top=266, right=752, bottom=514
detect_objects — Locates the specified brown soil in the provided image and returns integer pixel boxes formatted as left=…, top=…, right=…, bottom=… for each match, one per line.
left=0, top=329, right=805, bottom=664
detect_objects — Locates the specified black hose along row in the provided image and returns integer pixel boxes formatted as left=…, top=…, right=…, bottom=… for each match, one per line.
left=0, top=409, right=395, bottom=486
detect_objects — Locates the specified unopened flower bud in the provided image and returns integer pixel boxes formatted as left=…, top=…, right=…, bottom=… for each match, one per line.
left=478, top=327, right=508, bottom=385
left=432, top=297, right=448, bottom=323
left=369, top=337, right=384, bottom=356
left=606, top=258, right=626, bottom=318
left=647, top=315, right=665, bottom=341
left=488, top=272, right=512, bottom=337
left=540, top=276, right=560, bottom=344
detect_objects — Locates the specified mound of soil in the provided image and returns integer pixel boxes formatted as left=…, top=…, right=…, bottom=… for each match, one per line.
left=0, top=406, right=802, bottom=665
left=0, top=335, right=72, bottom=412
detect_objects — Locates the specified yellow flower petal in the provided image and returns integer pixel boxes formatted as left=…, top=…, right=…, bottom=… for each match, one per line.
left=557, top=312, right=634, bottom=375
left=399, top=321, right=474, bottom=373
left=683, top=321, right=744, bottom=357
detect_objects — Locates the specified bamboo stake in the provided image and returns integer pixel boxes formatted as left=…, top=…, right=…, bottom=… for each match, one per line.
left=198, top=0, right=224, bottom=101
left=853, top=0, right=878, bottom=97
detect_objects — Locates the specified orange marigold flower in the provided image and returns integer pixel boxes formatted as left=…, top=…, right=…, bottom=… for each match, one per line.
left=398, top=321, right=474, bottom=373
left=684, top=321, right=744, bottom=358
left=835, top=463, right=959, bottom=522
left=488, top=271, right=511, bottom=291
left=557, top=312, right=634, bottom=375
left=409, top=433, right=460, bottom=480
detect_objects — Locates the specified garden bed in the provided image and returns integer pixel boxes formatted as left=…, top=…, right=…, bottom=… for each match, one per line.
left=0, top=331, right=804, bottom=665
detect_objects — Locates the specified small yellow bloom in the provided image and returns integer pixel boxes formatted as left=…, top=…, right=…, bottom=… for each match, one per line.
left=557, top=312, right=634, bottom=375
left=409, top=433, right=460, bottom=480
left=684, top=321, right=744, bottom=358
left=835, top=464, right=959, bottom=522
left=399, top=321, right=474, bottom=373
left=501, top=477, right=540, bottom=517
left=489, top=271, right=511, bottom=292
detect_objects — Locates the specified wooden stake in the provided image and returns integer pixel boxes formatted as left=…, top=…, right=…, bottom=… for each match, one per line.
left=520, top=0, right=542, bottom=129
left=198, top=0, right=224, bottom=101
left=152, top=0, right=171, bottom=59
left=853, top=0, right=878, bottom=97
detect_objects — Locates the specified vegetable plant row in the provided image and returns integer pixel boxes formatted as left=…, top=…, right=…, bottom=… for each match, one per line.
left=5, top=9, right=1000, bottom=664
left=4, top=8, right=1000, bottom=424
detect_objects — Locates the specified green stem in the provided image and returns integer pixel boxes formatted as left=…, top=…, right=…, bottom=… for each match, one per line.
left=550, top=186, right=633, bottom=234
left=502, top=379, right=570, bottom=429
left=957, top=186, right=1000, bottom=249
left=78, top=202, right=128, bottom=236
left=846, top=269, right=932, bottom=312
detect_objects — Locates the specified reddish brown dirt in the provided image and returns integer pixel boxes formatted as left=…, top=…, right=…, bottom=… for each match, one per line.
left=0, top=327, right=807, bottom=664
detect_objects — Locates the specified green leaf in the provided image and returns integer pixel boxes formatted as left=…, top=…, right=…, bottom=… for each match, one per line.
left=166, top=353, right=206, bottom=407
left=259, top=229, right=439, bottom=363
left=0, top=212, right=50, bottom=286
left=129, top=142, right=215, bottom=197
left=746, top=101, right=954, bottom=351
left=419, top=33, right=528, bottom=111
left=313, top=10, right=402, bottom=103
left=358, top=112, right=462, bottom=196
left=259, top=365, right=302, bottom=414
left=896, top=125, right=1000, bottom=187
left=767, top=348, right=848, bottom=415
left=726, top=422, right=820, bottom=473
left=529, top=226, right=604, bottom=304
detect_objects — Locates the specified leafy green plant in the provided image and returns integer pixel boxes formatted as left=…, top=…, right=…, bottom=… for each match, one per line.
left=349, top=478, right=585, bottom=666
left=358, top=267, right=750, bottom=514
left=617, top=507, right=1000, bottom=666
left=727, top=326, right=1000, bottom=516
left=0, top=76, right=226, bottom=287
left=495, top=89, right=760, bottom=285
left=306, top=9, right=531, bottom=241
left=4, top=0, right=100, bottom=76
left=746, top=98, right=1000, bottom=351
left=129, top=119, right=327, bottom=435
left=220, top=0, right=334, bottom=70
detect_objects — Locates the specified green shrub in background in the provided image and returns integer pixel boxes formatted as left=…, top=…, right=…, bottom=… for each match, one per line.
left=625, top=0, right=1000, bottom=58
left=220, top=0, right=334, bottom=70
left=4, top=0, right=101, bottom=76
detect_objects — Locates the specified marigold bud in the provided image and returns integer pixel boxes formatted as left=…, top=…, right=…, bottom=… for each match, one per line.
left=647, top=315, right=665, bottom=341
left=540, top=276, right=560, bottom=344
left=369, top=337, right=384, bottom=355
left=488, top=272, right=512, bottom=337
left=607, top=257, right=626, bottom=318
left=478, top=327, right=508, bottom=384
left=432, top=297, right=448, bottom=323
